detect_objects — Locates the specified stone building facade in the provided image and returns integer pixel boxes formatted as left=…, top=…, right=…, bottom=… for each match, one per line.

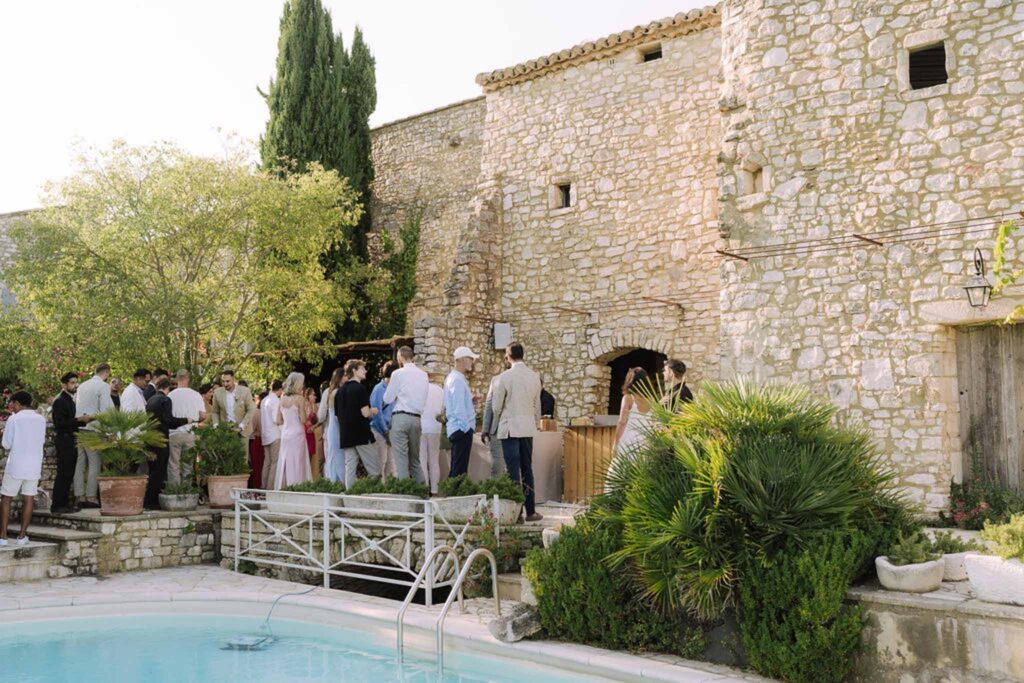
left=716, top=0, right=1024, bottom=511
left=371, top=1, right=1024, bottom=511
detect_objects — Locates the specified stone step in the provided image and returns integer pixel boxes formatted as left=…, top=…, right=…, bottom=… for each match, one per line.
left=497, top=571, right=536, bottom=605
left=6, top=523, right=102, bottom=543
left=0, top=540, right=60, bottom=582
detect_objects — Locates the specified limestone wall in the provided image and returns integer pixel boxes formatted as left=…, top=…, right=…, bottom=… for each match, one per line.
left=370, top=98, right=486, bottom=324
left=716, top=0, right=1024, bottom=511
left=429, top=26, right=724, bottom=419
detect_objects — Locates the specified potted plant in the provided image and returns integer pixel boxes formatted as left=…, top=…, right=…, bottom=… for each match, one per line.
left=478, top=474, right=526, bottom=524
left=159, top=481, right=201, bottom=512
left=929, top=529, right=985, bottom=582
left=267, top=478, right=345, bottom=514
left=875, top=530, right=944, bottom=593
left=966, top=513, right=1024, bottom=605
left=433, top=474, right=525, bottom=524
left=435, top=474, right=487, bottom=523
left=194, top=423, right=250, bottom=509
left=76, top=408, right=164, bottom=516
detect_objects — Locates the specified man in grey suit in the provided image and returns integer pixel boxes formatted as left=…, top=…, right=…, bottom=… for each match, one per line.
left=480, top=369, right=509, bottom=477
left=74, top=363, right=114, bottom=507
left=491, top=342, right=543, bottom=522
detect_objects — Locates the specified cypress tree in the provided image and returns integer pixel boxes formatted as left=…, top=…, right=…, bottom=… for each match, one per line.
left=260, top=0, right=347, bottom=174
left=339, top=26, right=377, bottom=260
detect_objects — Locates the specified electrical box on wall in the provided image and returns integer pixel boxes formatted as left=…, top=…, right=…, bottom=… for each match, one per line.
left=493, top=322, right=512, bottom=349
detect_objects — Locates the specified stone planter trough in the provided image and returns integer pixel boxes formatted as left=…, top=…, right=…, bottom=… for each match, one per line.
left=942, top=552, right=971, bottom=582
left=341, top=494, right=426, bottom=519
left=966, top=554, right=1024, bottom=606
left=875, top=556, right=944, bottom=593
left=159, top=493, right=200, bottom=512
left=266, top=490, right=344, bottom=515
left=97, top=475, right=147, bottom=516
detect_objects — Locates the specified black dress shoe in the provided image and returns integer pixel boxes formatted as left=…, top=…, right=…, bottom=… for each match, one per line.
left=78, top=501, right=101, bottom=509
left=52, top=506, right=81, bottom=514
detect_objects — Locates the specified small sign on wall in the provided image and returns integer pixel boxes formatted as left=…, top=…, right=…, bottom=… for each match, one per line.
left=494, top=322, right=513, bottom=349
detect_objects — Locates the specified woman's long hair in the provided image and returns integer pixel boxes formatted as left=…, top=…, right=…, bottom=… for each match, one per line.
left=328, top=367, right=345, bottom=393
left=622, top=367, right=650, bottom=395
left=282, top=371, right=304, bottom=396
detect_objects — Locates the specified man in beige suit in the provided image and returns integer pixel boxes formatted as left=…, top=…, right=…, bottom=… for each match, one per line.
left=491, top=342, right=543, bottom=522
left=209, top=370, right=256, bottom=440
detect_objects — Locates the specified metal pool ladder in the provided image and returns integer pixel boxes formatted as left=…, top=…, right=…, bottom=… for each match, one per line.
left=394, top=546, right=502, bottom=675
left=435, top=548, right=502, bottom=674
left=396, top=545, right=462, bottom=665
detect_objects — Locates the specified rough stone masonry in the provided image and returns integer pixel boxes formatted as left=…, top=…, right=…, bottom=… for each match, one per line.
left=369, top=0, right=1024, bottom=513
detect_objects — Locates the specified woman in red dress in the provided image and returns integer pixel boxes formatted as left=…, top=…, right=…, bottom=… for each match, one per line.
left=303, top=387, right=318, bottom=473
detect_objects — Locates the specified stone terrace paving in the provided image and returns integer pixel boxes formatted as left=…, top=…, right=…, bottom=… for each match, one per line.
left=0, top=566, right=771, bottom=683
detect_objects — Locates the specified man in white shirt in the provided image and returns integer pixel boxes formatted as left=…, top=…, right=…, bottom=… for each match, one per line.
left=1, top=391, right=47, bottom=546
left=74, top=362, right=114, bottom=507
left=119, top=368, right=150, bottom=414
left=419, top=376, right=445, bottom=494
left=382, top=346, right=428, bottom=481
left=260, top=380, right=283, bottom=489
left=167, top=369, right=207, bottom=486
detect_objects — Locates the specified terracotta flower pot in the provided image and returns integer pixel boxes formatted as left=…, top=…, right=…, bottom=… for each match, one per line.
left=207, top=474, right=250, bottom=509
left=97, top=476, right=148, bottom=516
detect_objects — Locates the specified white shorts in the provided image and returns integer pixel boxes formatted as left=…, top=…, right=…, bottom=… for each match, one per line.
left=0, top=471, right=38, bottom=497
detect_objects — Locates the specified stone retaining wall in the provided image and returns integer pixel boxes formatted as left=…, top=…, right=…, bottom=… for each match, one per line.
left=849, top=584, right=1024, bottom=682
left=35, top=509, right=221, bottom=574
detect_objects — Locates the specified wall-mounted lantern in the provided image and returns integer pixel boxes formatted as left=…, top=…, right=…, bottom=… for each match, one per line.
left=964, top=248, right=992, bottom=308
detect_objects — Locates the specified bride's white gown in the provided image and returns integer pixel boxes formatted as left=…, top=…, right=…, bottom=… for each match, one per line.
left=606, top=399, right=655, bottom=491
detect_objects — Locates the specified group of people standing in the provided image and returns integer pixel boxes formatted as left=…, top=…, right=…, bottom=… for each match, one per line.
left=297, top=342, right=549, bottom=522
left=1, top=340, right=679, bottom=543
left=48, top=364, right=259, bottom=513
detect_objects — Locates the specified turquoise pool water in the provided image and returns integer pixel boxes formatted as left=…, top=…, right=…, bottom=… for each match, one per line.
left=0, top=613, right=594, bottom=682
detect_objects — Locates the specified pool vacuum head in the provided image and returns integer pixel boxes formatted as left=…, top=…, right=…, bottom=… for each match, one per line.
left=223, top=634, right=273, bottom=651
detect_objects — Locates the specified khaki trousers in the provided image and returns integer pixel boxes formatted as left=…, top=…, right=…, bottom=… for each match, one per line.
left=168, top=431, right=196, bottom=485
left=261, top=440, right=280, bottom=490
left=73, top=447, right=100, bottom=497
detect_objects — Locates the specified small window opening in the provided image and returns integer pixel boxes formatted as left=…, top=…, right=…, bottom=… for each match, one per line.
left=909, top=42, right=948, bottom=90
left=641, top=44, right=663, bottom=63
left=557, top=183, right=572, bottom=208
left=751, top=168, right=764, bottom=194
left=738, top=161, right=765, bottom=197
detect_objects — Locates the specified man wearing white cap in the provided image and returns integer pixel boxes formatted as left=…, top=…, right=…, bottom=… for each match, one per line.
left=444, top=346, right=479, bottom=478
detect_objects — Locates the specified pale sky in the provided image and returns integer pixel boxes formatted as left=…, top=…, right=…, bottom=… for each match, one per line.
left=0, top=0, right=708, bottom=213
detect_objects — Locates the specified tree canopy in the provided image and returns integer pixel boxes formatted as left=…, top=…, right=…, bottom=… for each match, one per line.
left=2, top=140, right=362, bottom=391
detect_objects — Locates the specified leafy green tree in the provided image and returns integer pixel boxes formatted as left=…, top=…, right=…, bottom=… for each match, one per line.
left=2, top=140, right=362, bottom=389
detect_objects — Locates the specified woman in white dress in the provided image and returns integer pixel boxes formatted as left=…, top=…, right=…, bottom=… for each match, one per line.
left=317, top=368, right=346, bottom=483
left=609, top=368, right=656, bottom=487
left=274, top=372, right=312, bottom=488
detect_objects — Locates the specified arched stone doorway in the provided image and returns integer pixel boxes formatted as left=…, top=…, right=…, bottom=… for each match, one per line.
left=606, top=348, right=667, bottom=414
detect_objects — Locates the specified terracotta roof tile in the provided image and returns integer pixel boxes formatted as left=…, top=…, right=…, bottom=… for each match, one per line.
left=475, top=5, right=721, bottom=91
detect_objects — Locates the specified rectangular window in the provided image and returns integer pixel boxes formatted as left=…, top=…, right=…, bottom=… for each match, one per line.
left=909, top=43, right=948, bottom=90
left=641, top=44, right=663, bottom=62
left=557, top=183, right=572, bottom=208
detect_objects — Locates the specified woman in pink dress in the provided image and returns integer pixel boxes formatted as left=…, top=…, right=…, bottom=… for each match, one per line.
left=274, top=372, right=312, bottom=488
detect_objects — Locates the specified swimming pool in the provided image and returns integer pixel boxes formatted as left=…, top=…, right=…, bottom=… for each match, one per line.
left=0, top=613, right=593, bottom=682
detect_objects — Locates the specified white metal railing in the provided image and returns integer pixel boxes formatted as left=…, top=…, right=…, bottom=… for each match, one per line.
left=231, top=488, right=498, bottom=607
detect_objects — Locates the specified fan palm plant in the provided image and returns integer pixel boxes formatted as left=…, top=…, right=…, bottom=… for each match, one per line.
left=76, top=408, right=165, bottom=476
left=600, top=380, right=905, bottom=620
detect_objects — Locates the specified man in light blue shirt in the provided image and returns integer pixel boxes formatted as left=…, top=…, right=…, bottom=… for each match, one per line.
left=444, top=346, right=479, bottom=477
left=369, top=361, right=397, bottom=478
